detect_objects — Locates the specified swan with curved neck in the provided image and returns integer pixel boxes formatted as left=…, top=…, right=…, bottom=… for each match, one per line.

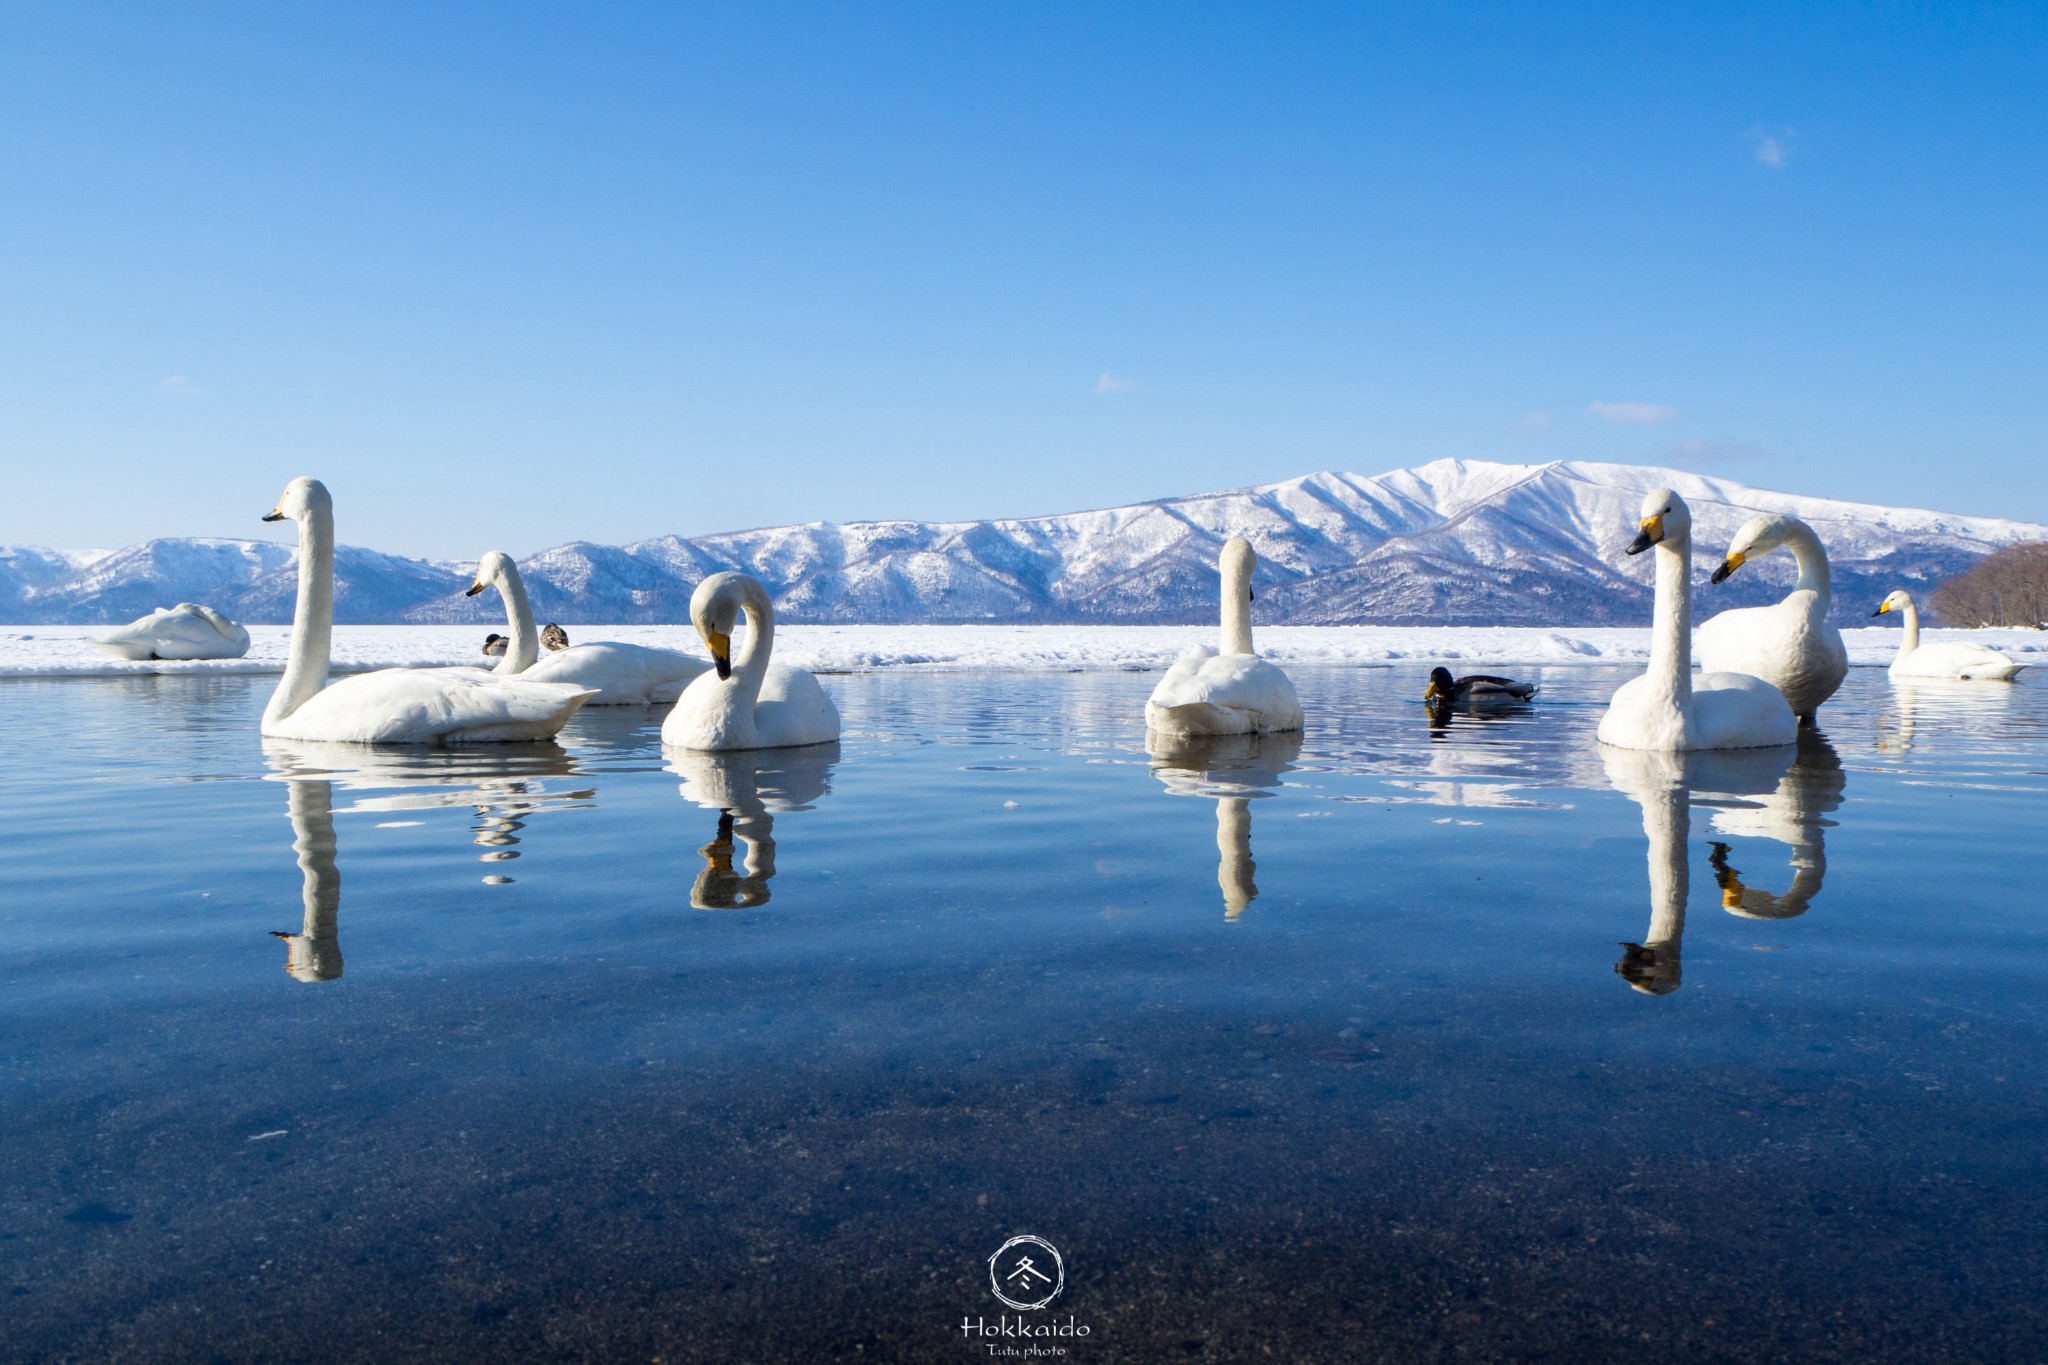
left=1145, top=538, right=1303, bottom=738
left=1597, top=489, right=1797, bottom=751
left=465, top=551, right=709, bottom=703
left=1697, top=513, right=1849, bottom=723
left=259, top=478, right=595, bottom=743
left=661, top=572, right=840, bottom=750
left=1873, top=589, right=2026, bottom=680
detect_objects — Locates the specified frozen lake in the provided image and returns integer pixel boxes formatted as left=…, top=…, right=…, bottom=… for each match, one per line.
left=3, top=664, right=2046, bottom=1360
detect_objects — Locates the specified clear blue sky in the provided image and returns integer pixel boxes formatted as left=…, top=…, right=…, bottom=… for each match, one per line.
left=2, top=2, right=2043, bottom=558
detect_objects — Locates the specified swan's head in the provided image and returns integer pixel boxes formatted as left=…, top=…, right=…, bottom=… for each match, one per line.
left=1424, top=666, right=1455, bottom=700
left=467, top=550, right=517, bottom=597
left=1873, top=589, right=1913, bottom=617
left=1615, top=941, right=1680, bottom=995
left=691, top=571, right=763, bottom=681
left=1220, top=537, right=1257, bottom=600
left=541, top=623, right=569, bottom=651
left=1709, top=513, right=1791, bottom=584
left=1625, top=488, right=1689, bottom=556
left=262, top=477, right=330, bottom=524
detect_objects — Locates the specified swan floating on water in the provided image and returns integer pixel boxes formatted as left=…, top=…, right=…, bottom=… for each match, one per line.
left=1873, top=590, right=2026, bottom=680
left=1597, top=489, right=1798, bottom=752
left=661, top=572, right=840, bottom=751
left=258, top=479, right=595, bottom=744
left=465, top=550, right=709, bottom=704
left=92, top=603, right=251, bottom=661
left=1145, top=538, right=1303, bottom=738
left=1698, top=513, right=1849, bottom=724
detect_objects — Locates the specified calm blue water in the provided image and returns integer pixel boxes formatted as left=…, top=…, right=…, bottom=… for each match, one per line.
left=3, top=665, right=2046, bottom=1362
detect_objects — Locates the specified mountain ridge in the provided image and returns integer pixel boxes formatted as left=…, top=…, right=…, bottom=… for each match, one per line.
left=5, top=460, right=2040, bottom=628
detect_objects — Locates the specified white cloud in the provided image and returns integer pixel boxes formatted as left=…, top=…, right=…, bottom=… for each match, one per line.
left=1748, top=127, right=1794, bottom=169
left=1516, top=411, right=1555, bottom=432
left=1093, top=372, right=1138, bottom=395
left=1658, top=436, right=1762, bottom=467
left=156, top=375, right=205, bottom=397
left=1587, top=399, right=1676, bottom=426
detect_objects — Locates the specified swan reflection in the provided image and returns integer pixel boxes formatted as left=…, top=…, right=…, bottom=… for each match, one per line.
left=1603, top=738, right=1842, bottom=994
left=274, top=777, right=343, bottom=982
left=1147, top=731, right=1303, bottom=921
left=1876, top=678, right=2017, bottom=757
left=669, top=743, right=839, bottom=909
left=262, top=740, right=592, bottom=980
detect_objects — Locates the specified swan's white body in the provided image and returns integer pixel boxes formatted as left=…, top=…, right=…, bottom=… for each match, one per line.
left=1697, top=515, right=1849, bottom=720
left=92, top=603, right=251, bottom=660
left=1598, top=490, right=1798, bottom=752
left=466, top=551, right=709, bottom=704
left=1145, top=538, right=1303, bottom=738
left=259, top=479, right=595, bottom=744
left=661, top=573, right=840, bottom=751
left=1874, top=590, right=2026, bottom=680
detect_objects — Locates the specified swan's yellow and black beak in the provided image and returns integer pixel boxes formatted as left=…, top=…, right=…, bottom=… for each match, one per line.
left=464, top=580, right=487, bottom=597
left=261, top=507, right=286, bottom=523
left=1872, top=601, right=1892, bottom=617
left=1709, top=550, right=1745, bottom=585
left=1624, top=514, right=1664, bottom=556
left=702, top=628, right=732, bottom=680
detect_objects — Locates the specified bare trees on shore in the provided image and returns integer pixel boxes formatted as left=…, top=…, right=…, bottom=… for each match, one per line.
left=1932, top=544, right=2048, bottom=627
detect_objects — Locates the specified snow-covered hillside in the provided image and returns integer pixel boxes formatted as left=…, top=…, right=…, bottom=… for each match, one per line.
left=4, top=460, right=2041, bottom=627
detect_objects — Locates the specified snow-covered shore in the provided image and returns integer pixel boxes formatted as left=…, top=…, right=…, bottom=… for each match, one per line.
left=3, top=623, right=2042, bottom=679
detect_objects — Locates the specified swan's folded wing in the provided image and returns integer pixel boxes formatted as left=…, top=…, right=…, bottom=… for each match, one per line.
left=524, top=642, right=708, bottom=703
left=280, top=669, right=596, bottom=743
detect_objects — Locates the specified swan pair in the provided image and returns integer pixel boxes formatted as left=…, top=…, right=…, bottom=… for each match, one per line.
left=463, top=551, right=707, bottom=704
left=260, top=479, right=839, bottom=750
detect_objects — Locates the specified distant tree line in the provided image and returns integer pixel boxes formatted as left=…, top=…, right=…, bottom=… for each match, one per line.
left=1932, top=543, right=2048, bottom=627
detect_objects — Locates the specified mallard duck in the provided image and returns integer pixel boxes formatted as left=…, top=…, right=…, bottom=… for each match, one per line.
left=541, top=623, right=570, bottom=651
left=481, top=633, right=508, bottom=658
left=1424, top=666, right=1537, bottom=704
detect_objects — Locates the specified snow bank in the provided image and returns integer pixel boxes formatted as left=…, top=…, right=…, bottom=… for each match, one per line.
left=2, top=623, right=2042, bottom=679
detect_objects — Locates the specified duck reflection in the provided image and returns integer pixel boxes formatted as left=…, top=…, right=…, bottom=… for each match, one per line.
left=669, top=743, right=839, bottom=909
left=262, top=740, right=590, bottom=979
left=273, top=777, right=343, bottom=982
left=1147, top=731, right=1303, bottom=920
left=1603, top=742, right=1830, bottom=995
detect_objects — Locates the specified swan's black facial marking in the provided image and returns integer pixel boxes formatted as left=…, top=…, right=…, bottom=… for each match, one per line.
left=1709, top=551, right=1745, bottom=585
left=261, top=510, right=286, bottom=522
left=464, top=581, right=487, bottom=597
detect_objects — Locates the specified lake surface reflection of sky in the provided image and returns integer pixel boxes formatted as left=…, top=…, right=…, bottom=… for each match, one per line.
left=2, top=666, right=2045, bottom=1361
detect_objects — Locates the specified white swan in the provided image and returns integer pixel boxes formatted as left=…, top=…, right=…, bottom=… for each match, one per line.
left=1697, top=514, right=1849, bottom=723
left=1598, top=489, right=1798, bottom=752
left=1873, top=590, right=2026, bottom=680
left=259, top=478, right=596, bottom=743
left=92, top=603, right=251, bottom=660
left=465, top=550, right=709, bottom=703
left=661, top=572, right=840, bottom=751
left=1145, top=538, right=1303, bottom=738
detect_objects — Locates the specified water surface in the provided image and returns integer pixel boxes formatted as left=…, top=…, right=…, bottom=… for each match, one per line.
left=2, top=666, right=2045, bottom=1361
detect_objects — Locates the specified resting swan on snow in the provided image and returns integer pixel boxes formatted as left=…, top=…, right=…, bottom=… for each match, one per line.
left=93, top=603, right=251, bottom=661
left=1145, top=538, right=1303, bottom=738
left=661, top=572, right=840, bottom=751
left=1597, top=489, right=1798, bottom=752
left=1697, top=513, right=1849, bottom=724
left=464, top=550, right=709, bottom=704
left=258, top=478, right=595, bottom=744
left=1872, top=590, right=2026, bottom=681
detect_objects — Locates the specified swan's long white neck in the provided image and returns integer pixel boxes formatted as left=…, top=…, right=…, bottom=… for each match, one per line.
left=1643, top=529, right=1695, bottom=733
left=732, top=579, right=778, bottom=704
left=1895, top=597, right=1921, bottom=655
left=1221, top=555, right=1254, bottom=656
left=491, top=562, right=540, bottom=673
left=1781, top=522, right=1833, bottom=601
left=267, top=504, right=335, bottom=727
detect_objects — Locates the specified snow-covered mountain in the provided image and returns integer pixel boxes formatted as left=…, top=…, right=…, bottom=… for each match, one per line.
left=6, top=461, right=2041, bottom=627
